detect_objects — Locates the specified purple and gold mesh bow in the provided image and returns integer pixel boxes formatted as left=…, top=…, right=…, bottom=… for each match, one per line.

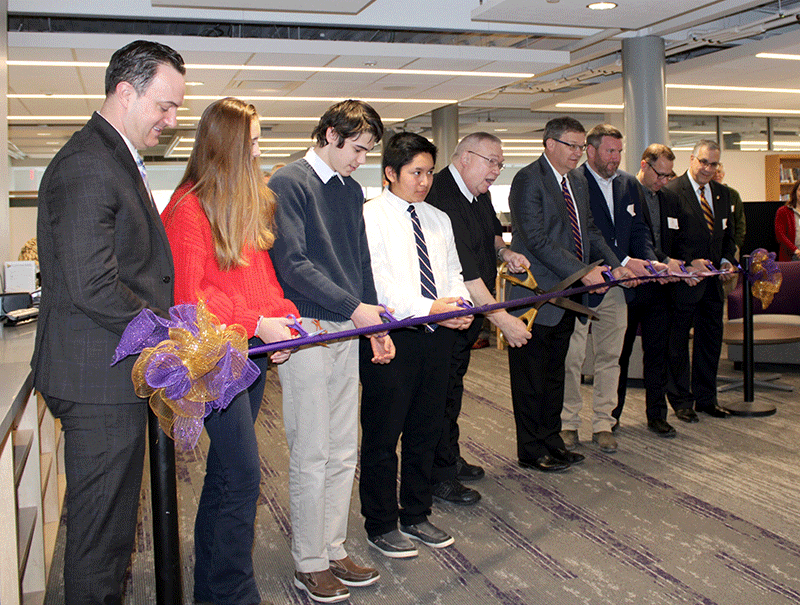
left=112, top=301, right=259, bottom=450
left=748, top=248, right=782, bottom=309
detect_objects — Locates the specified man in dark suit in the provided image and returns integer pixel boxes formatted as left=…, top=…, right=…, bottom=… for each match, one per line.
left=506, top=116, right=626, bottom=473
left=616, top=143, right=685, bottom=437
left=426, top=132, right=531, bottom=505
left=561, top=124, right=654, bottom=455
left=31, top=40, right=185, bottom=604
left=664, top=139, right=738, bottom=423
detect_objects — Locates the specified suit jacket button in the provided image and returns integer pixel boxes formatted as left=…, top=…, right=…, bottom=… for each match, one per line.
left=162, top=276, right=171, bottom=283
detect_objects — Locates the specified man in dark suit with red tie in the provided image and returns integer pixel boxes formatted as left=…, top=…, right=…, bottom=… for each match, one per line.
left=506, top=116, right=629, bottom=473
left=31, top=41, right=185, bottom=604
left=664, top=140, right=738, bottom=423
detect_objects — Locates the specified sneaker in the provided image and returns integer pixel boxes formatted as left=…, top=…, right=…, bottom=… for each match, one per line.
left=368, top=529, right=418, bottom=558
left=399, top=520, right=454, bottom=548
left=592, top=431, right=617, bottom=453
left=329, top=555, right=380, bottom=587
left=293, top=570, right=350, bottom=603
left=432, top=479, right=481, bottom=505
left=560, top=429, right=579, bottom=450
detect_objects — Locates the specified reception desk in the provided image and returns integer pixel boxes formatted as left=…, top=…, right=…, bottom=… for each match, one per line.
left=0, top=323, right=64, bottom=605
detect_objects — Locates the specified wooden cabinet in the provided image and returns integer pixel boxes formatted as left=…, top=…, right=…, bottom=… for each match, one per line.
left=765, top=153, right=800, bottom=201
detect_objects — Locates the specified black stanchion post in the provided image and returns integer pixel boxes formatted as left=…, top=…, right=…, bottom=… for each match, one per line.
left=148, top=409, right=183, bottom=605
left=742, top=255, right=755, bottom=403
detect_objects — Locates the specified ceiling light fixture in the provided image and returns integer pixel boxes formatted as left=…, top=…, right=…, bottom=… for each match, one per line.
left=756, top=52, right=800, bottom=61
left=7, top=60, right=534, bottom=79
left=667, top=83, right=800, bottom=94
left=557, top=102, right=800, bottom=115
left=587, top=1, right=617, bottom=9
left=9, top=93, right=457, bottom=104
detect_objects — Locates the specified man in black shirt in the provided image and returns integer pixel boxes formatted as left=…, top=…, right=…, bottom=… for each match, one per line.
left=426, top=132, right=530, bottom=504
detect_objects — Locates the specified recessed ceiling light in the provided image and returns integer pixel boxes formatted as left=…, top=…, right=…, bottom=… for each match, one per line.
left=494, top=128, right=508, bottom=132
left=185, top=82, right=204, bottom=87
left=587, top=2, right=617, bottom=9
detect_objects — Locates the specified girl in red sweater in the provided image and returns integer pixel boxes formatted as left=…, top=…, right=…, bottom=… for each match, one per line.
left=162, top=97, right=296, bottom=605
left=775, top=180, right=800, bottom=262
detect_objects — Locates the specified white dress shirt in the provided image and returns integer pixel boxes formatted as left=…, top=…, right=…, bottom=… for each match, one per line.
left=304, top=147, right=345, bottom=185
left=363, top=188, right=470, bottom=320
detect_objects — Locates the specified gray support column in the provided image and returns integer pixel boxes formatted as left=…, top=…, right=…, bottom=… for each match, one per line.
left=0, top=0, right=8, bottom=266
left=431, top=104, right=459, bottom=172
left=622, top=36, right=667, bottom=173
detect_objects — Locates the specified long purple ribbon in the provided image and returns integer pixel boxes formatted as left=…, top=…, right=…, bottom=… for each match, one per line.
left=249, top=266, right=731, bottom=356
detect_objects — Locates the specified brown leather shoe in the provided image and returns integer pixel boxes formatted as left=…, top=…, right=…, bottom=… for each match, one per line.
left=329, top=555, right=380, bottom=586
left=293, top=569, right=350, bottom=603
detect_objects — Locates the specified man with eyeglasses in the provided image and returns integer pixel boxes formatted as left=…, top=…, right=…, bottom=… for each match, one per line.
left=560, top=124, right=656, bottom=455
left=506, top=116, right=624, bottom=473
left=616, top=144, right=686, bottom=438
left=426, top=132, right=531, bottom=503
left=664, top=139, right=737, bottom=423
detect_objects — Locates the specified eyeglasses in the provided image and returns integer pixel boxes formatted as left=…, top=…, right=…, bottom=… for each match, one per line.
left=647, top=162, right=672, bottom=181
left=553, top=138, right=588, bottom=153
left=467, top=150, right=504, bottom=171
left=695, top=157, right=720, bottom=170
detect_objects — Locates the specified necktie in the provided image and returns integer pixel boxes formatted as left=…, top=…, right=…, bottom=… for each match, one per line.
left=135, top=153, right=157, bottom=209
left=407, top=204, right=437, bottom=300
left=699, top=187, right=714, bottom=233
left=562, top=177, right=583, bottom=261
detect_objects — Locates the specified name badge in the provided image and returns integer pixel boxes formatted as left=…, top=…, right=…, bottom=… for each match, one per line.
left=722, top=218, right=728, bottom=229
left=627, top=204, right=635, bottom=216
left=668, top=217, right=679, bottom=230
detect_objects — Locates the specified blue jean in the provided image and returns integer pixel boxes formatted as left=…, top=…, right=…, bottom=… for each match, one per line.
left=193, top=339, right=270, bottom=605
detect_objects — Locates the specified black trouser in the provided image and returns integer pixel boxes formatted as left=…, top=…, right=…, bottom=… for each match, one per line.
left=431, top=316, right=483, bottom=484
left=668, top=282, right=724, bottom=411
left=45, top=395, right=147, bottom=605
left=508, top=313, right=575, bottom=461
left=616, top=284, right=673, bottom=422
left=359, top=328, right=455, bottom=537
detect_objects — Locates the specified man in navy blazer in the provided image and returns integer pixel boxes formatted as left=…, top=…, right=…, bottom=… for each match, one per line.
left=507, top=116, right=627, bottom=473
left=31, top=41, right=185, bottom=604
left=561, top=125, right=655, bottom=455
left=664, top=140, right=737, bottom=423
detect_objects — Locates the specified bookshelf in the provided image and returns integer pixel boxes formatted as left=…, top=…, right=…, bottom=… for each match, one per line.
left=765, top=154, right=800, bottom=201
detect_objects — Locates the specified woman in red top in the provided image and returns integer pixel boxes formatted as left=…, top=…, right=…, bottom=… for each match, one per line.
left=775, top=180, right=800, bottom=261
left=162, top=97, right=296, bottom=605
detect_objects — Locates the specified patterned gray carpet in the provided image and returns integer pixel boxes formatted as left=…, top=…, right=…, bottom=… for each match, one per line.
left=45, top=347, right=800, bottom=605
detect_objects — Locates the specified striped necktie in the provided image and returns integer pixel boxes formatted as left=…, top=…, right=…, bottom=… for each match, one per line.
left=135, top=153, right=157, bottom=209
left=407, top=204, right=437, bottom=300
left=699, top=187, right=714, bottom=233
left=562, top=176, right=583, bottom=261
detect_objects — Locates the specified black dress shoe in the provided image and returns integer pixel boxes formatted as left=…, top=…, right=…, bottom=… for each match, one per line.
left=611, top=418, right=620, bottom=433
left=456, top=456, right=485, bottom=481
left=698, top=405, right=729, bottom=418
left=431, top=478, right=481, bottom=505
left=647, top=418, right=677, bottom=437
left=549, top=448, right=585, bottom=464
left=518, top=454, right=570, bottom=473
left=675, top=408, right=699, bottom=423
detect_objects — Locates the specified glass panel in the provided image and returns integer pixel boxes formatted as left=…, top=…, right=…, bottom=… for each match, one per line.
left=668, top=115, right=718, bottom=151
left=719, top=116, right=768, bottom=152
left=770, top=117, right=800, bottom=153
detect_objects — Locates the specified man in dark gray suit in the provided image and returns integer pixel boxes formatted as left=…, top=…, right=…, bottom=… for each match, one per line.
left=31, top=40, right=185, bottom=604
left=507, top=116, right=625, bottom=473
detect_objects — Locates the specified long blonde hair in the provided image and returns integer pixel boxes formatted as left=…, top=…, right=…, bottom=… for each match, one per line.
left=175, top=97, right=276, bottom=270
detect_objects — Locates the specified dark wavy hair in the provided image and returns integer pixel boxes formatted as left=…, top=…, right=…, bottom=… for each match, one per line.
left=105, top=40, right=185, bottom=96
left=311, top=100, right=384, bottom=148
